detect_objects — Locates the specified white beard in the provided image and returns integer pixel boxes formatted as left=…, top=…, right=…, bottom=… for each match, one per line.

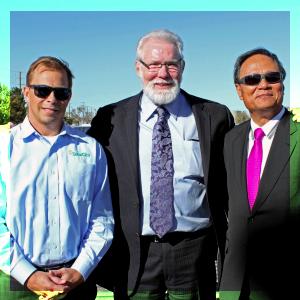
left=143, top=79, right=180, bottom=105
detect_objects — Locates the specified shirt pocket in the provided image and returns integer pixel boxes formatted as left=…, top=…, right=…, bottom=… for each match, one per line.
left=182, top=130, right=203, bottom=177
left=63, top=159, right=95, bottom=201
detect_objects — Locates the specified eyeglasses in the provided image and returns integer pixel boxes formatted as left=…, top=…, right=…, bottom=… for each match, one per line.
left=238, top=72, right=282, bottom=86
left=29, top=85, right=71, bottom=101
left=139, top=59, right=182, bottom=73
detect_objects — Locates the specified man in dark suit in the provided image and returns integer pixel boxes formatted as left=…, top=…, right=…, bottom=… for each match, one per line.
left=88, top=29, right=234, bottom=300
left=219, top=48, right=300, bottom=300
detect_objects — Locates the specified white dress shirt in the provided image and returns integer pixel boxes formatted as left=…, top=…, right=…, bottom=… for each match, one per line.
left=248, top=107, right=286, bottom=177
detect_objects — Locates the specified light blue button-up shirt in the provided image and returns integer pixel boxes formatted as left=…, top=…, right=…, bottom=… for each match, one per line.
left=139, top=93, right=211, bottom=235
left=3, top=117, right=114, bottom=285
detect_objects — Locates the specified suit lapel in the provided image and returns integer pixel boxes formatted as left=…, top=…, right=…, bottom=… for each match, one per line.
left=233, top=122, right=251, bottom=213
left=122, top=93, right=142, bottom=190
left=252, top=111, right=290, bottom=211
left=185, top=93, right=211, bottom=184
left=290, top=115, right=297, bottom=156
left=289, top=115, right=299, bottom=210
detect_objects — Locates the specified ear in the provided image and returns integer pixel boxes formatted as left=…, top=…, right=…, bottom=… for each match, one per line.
left=66, top=91, right=72, bottom=104
left=235, top=83, right=243, bottom=101
left=181, top=59, right=185, bottom=72
left=22, top=86, right=30, bottom=102
left=135, top=60, right=141, bottom=77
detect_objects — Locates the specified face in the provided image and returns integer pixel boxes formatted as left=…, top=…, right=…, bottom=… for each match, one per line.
left=23, top=66, right=71, bottom=135
left=236, top=54, right=284, bottom=119
left=136, top=38, right=183, bottom=105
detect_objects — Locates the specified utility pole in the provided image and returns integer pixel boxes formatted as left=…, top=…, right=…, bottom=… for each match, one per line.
left=19, top=72, right=22, bottom=89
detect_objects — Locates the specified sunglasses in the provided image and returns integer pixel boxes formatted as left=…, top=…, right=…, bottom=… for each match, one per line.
left=29, top=85, right=71, bottom=101
left=238, top=72, right=282, bottom=86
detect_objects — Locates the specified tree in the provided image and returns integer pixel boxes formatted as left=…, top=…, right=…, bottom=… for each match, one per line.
left=232, top=110, right=250, bottom=125
left=10, top=87, right=26, bottom=125
left=0, top=83, right=10, bottom=125
left=66, top=103, right=96, bottom=125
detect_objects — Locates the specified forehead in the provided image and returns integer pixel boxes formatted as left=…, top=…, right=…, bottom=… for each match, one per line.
left=240, top=54, right=280, bottom=75
left=141, top=38, right=179, bottom=60
left=30, top=65, right=68, bottom=83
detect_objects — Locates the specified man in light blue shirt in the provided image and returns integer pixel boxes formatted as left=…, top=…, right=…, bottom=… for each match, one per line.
left=0, top=56, right=114, bottom=300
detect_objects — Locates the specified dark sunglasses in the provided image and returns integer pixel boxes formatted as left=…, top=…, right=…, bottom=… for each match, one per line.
left=238, top=72, right=282, bottom=86
left=29, top=85, right=71, bottom=101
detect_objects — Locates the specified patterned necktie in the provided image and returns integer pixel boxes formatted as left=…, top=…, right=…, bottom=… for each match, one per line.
left=247, top=128, right=265, bottom=210
left=150, top=106, right=175, bottom=237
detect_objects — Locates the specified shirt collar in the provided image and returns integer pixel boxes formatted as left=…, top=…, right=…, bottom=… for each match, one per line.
left=250, top=106, right=286, bottom=140
left=20, top=117, right=38, bottom=139
left=140, top=92, right=184, bottom=123
left=20, top=116, right=75, bottom=139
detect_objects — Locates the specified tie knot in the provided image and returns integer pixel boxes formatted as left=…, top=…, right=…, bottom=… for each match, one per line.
left=156, top=106, right=169, bottom=118
left=254, top=128, right=265, bottom=140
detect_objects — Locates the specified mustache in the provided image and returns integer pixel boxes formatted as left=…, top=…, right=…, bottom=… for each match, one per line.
left=150, top=79, right=175, bottom=85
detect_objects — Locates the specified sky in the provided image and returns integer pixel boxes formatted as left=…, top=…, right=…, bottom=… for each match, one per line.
left=1, top=1, right=300, bottom=111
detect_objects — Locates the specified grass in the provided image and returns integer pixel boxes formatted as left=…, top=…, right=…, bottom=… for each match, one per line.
left=96, top=290, right=113, bottom=299
left=96, top=291, right=220, bottom=299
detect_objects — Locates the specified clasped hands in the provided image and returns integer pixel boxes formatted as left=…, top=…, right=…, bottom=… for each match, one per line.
left=26, top=267, right=84, bottom=300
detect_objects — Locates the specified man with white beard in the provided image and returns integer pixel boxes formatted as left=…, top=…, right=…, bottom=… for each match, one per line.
left=88, top=29, right=234, bottom=300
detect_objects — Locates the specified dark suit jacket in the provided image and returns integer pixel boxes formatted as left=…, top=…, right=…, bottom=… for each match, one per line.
left=88, top=89, right=234, bottom=296
left=220, top=110, right=300, bottom=299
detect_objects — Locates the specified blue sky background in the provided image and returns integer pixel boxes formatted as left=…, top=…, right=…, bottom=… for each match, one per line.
left=1, top=1, right=300, bottom=111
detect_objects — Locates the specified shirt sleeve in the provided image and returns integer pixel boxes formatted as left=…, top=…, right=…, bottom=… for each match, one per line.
left=71, top=142, right=114, bottom=280
left=9, top=250, right=37, bottom=285
left=3, top=130, right=37, bottom=284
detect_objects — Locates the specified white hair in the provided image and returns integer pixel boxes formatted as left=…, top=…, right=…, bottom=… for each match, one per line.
left=136, top=29, right=184, bottom=61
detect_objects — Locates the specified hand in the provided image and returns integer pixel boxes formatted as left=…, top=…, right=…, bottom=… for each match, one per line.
left=49, top=268, right=84, bottom=291
left=25, top=270, right=68, bottom=293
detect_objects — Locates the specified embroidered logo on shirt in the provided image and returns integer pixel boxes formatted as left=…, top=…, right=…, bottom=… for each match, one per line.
left=68, top=150, right=91, bottom=158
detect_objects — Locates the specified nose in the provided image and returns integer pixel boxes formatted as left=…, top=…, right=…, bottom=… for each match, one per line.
left=257, top=78, right=269, bottom=89
left=157, top=64, right=171, bottom=78
left=46, top=91, right=58, bottom=102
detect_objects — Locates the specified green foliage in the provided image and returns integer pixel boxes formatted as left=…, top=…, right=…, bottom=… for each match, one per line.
left=64, top=115, right=76, bottom=125
left=10, top=87, right=26, bottom=125
left=0, top=83, right=10, bottom=125
left=232, top=110, right=250, bottom=125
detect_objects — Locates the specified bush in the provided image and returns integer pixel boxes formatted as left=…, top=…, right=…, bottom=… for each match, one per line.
left=0, top=84, right=10, bottom=125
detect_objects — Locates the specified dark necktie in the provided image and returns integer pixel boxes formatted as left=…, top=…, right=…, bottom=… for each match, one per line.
left=247, top=128, right=265, bottom=210
left=150, top=106, right=175, bottom=237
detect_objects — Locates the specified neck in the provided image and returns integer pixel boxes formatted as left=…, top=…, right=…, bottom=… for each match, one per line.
left=250, top=106, right=283, bottom=126
left=28, top=116, right=63, bottom=136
